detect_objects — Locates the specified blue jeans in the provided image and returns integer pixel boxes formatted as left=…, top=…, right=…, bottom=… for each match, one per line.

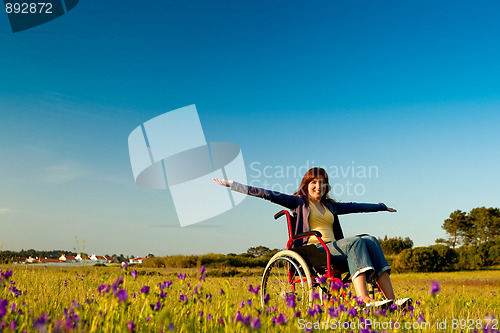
left=315, top=235, right=391, bottom=281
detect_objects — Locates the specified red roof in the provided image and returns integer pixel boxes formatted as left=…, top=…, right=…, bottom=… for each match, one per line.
left=39, top=258, right=60, bottom=263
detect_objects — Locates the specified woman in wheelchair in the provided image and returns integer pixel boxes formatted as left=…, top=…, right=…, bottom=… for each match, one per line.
left=214, top=167, right=411, bottom=308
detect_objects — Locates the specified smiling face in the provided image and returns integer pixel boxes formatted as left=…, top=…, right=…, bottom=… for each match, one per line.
left=307, top=177, right=328, bottom=202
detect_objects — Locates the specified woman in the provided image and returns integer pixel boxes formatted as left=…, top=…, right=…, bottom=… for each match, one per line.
left=214, top=167, right=410, bottom=308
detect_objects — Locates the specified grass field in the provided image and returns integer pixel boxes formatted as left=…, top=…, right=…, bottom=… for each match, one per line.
left=0, top=265, right=498, bottom=332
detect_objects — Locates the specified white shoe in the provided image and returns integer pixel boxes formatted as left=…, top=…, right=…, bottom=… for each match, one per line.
left=364, top=299, right=393, bottom=309
left=393, top=298, right=412, bottom=309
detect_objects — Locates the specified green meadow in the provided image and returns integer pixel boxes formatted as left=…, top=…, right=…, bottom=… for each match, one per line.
left=0, top=265, right=498, bottom=332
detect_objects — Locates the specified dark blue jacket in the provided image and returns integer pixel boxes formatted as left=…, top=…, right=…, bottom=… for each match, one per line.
left=231, top=182, right=388, bottom=247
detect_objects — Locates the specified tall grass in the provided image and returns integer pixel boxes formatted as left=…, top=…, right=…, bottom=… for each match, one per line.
left=0, top=265, right=498, bottom=332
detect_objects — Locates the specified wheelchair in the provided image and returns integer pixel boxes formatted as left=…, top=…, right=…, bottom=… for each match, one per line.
left=260, top=210, right=379, bottom=308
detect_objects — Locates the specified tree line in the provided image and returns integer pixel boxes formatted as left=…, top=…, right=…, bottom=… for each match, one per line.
left=395, top=206, right=500, bottom=272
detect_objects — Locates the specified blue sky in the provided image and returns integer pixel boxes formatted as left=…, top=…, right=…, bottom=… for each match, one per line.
left=1, top=0, right=499, bottom=257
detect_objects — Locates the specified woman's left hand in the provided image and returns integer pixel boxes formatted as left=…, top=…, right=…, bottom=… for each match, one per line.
left=387, top=207, right=397, bottom=212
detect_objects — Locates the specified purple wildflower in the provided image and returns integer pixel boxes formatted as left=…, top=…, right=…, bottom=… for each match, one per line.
left=150, top=301, right=161, bottom=311
left=220, top=288, right=225, bottom=295
left=240, top=300, right=245, bottom=308
left=207, top=314, right=212, bottom=321
left=338, top=304, right=346, bottom=312
left=0, top=271, right=12, bottom=280
left=98, top=284, right=110, bottom=294
left=307, top=306, right=316, bottom=317
left=247, top=299, right=252, bottom=307
left=179, top=294, right=188, bottom=302
left=347, top=307, right=358, bottom=317
left=178, top=273, right=186, bottom=281
left=430, top=281, right=440, bottom=295
left=0, top=299, right=8, bottom=318
left=168, top=323, right=175, bottom=331
left=263, top=294, right=270, bottom=305
left=286, top=293, right=296, bottom=308
left=314, top=304, right=322, bottom=315
left=331, top=279, right=343, bottom=290
left=199, top=311, right=204, bottom=317
left=121, top=262, right=129, bottom=270
left=375, top=308, right=387, bottom=317
left=242, top=314, right=251, bottom=326
left=131, top=270, right=137, bottom=279
left=127, top=321, right=136, bottom=332
left=328, top=307, right=339, bottom=317
left=9, top=286, right=22, bottom=297
left=250, top=317, right=261, bottom=330
left=312, top=290, right=320, bottom=301
left=218, top=317, right=225, bottom=325
left=193, top=285, right=200, bottom=295
left=117, top=289, right=128, bottom=302
left=140, top=286, right=150, bottom=294
left=34, top=313, right=49, bottom=330
left=112, top=276, right=124, bottom=291
left=200, top=266, right=206, bottom=281
left=272, top=313, right=287, bottom=325
left=159, top=280, right=172, bottom=290
left=317, top=276, right=326, bottom=284
left=10, top=321, right=17, bottom=331
left=249, top=284, right=260, bottom=295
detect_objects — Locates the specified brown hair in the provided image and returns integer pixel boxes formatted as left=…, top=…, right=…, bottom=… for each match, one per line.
left=293, top=167, right=336, bottom=204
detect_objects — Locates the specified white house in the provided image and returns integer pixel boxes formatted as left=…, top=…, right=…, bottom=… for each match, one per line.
left=129, top=257, right=148, bottom=264
left=90, top=254, right=108, bottom=264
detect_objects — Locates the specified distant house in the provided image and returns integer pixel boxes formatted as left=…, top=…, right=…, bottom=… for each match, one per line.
left=12, top=257, right=27, bottom=264
left=90, top=254, right=108, bottom=264
left=39, top=258, right=60, bottom=263
left=107, top=257, right=118, bottom=264
left=59, top=254, right=76, bottom=263
left=129, top=258, right=148, bottom=264
left=26, top=256, right=37, bottom=263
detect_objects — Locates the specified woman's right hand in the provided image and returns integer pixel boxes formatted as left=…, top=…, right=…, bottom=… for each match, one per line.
left=213, top=178, right=233, bottom=187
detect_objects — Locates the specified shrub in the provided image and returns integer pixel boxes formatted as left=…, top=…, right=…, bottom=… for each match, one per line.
left=394, top=245, right=458, bottom=273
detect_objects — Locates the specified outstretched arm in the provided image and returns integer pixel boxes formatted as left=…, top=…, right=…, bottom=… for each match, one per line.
left=213, top=178, right=301, bottom=210
left=335, top=202, right=397, bottom=215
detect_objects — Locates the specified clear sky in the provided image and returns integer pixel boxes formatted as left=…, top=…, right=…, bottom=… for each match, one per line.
left=1, top=0, right=499, bottom=257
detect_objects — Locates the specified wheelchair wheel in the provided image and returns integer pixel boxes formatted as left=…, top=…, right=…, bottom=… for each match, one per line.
left=260, top=250, right=312, bottom=308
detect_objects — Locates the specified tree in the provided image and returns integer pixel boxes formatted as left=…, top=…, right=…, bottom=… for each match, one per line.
left=439, top=207, right=500, bottom=248
left=440, top=210, right=472, bottom=248
left=379, top=236, right=413, bottom=255
left=469, top=207, right=500, bottom=244
left=246, top=246, right=272, bottom=257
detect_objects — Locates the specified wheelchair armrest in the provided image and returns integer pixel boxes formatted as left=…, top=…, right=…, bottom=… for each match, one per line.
left=292, top=231, right=323, bottom=240
left=274, top=210, right=286, bottom=220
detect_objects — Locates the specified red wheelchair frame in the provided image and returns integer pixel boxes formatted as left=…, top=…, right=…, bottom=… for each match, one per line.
left=260, top=210, right=379, bottom=307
